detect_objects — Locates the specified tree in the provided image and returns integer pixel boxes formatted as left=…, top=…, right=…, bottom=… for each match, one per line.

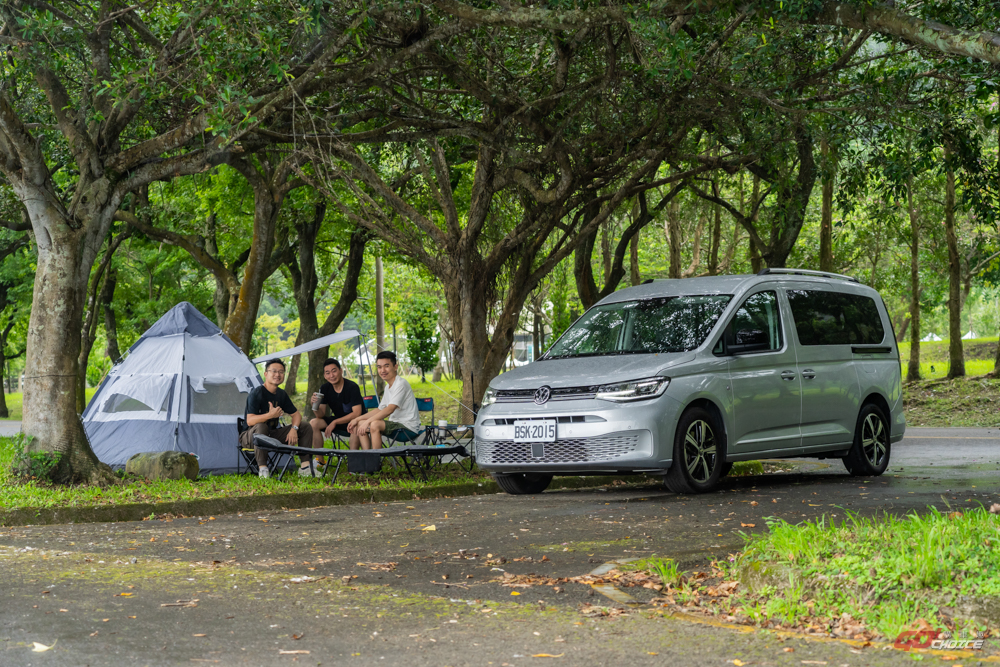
left=0, top=1, right=364, bottom=483
left=402, top=294, right=440, bottom=382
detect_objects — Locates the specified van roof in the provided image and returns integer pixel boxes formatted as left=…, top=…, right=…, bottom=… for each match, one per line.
left=599, top=272, right=873, bottom=304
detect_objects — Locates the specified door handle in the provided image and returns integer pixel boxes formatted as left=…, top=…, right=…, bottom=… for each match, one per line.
left=802, top=369, right=816, bottom=379
left=780, top=371, right=796, bottom=381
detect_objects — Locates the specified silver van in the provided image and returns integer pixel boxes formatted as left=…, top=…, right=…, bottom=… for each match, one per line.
left=475, top=269, right=904, bottom=495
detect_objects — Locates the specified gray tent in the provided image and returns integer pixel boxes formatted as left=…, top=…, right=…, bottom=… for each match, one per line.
left=83, top=302, right=262, bottom=473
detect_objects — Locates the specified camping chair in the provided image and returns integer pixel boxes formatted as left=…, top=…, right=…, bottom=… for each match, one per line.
left=236, top=417, right=280, bottom=475
left=363, top=395, right=379, bottom=410
left=383, top=397, right=435, bottom=447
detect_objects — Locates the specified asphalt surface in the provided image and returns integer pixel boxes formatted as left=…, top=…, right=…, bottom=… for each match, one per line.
left=1, top=427, right=999, bottom=666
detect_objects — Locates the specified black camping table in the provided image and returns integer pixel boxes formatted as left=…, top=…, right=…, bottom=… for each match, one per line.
left=252, top=435, right=469, bottom=483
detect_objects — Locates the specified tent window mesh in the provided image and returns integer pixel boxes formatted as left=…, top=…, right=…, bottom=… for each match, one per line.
left=191, top=383, right=247, bottom=415
left=104, top=392, right=169, bottom=413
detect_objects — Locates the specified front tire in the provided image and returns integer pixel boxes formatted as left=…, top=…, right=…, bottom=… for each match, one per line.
left=664, top=407, right=727, bottom=494
left=843, top=403, right=890, bottom=476
left=493, top=472, right=553, bottom=495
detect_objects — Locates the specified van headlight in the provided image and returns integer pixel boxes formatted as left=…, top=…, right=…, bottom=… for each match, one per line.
left=481, top=387, right=497, bottom=407
left=595, top=377, right=670, bottom=402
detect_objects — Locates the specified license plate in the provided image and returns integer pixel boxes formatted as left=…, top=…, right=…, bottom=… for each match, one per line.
left=513, top=419, right=556, bottom=443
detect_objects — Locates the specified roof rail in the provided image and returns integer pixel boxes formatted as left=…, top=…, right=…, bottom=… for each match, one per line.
left=756, top=268, right=859, bottom=283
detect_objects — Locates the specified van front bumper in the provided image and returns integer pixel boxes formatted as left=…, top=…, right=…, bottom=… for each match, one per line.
left=474, top=396, right=680, bottom=474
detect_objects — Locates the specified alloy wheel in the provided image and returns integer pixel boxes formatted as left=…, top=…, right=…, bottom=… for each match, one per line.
left=684, top=419, right=717, bottom=483
left=861, top=413, right=887, bottom=468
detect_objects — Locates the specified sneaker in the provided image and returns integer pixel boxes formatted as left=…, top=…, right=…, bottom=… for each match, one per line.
left=258, top=466, right=270, bottom=479
left=298, top=465, right=315, bottom=477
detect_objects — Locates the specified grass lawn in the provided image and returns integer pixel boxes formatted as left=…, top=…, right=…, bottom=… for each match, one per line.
left=0, top=434, right=489, bottom=510
left=626, top=507, right=1000, bottom=641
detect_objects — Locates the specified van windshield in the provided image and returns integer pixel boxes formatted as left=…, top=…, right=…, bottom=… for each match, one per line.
left=545, top=295, right=732, bottom=358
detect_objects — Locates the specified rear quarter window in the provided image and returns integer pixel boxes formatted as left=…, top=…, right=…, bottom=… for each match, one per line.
left=786, top=290, right=885, bottom=345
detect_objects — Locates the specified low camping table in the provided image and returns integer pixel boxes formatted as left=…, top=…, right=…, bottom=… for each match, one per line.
left=252, top=435, right=469, bottom=483
left=429, top=424, right=476, bottom=472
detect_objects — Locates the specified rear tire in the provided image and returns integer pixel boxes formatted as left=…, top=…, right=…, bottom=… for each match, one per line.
left=664, top=407, right=727, bottom=494
left=843, top=403, right=890, bottom=477
left=493, top=472, right=553, bottom=495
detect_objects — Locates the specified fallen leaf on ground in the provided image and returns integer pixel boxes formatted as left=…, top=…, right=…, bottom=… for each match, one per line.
left=32, top=641, right=56, bottom=652
left=750, top=501, right=758, bottom=506
left=740, top=523, right=756, bottom=528
left=990, top=503, right=1000, bottom=514
left=732, top=660, right=746, bottom=666
left=193, top=634, right=207, bottom=637
left=291, top=633, right=304, bottom=640
left=531, top=654, right=564, bottom=658
left=783, top=647, right=794, bottom=652
left=422, top=525, right=436, bottom=531
left=278, top=649, right=310, bottom=654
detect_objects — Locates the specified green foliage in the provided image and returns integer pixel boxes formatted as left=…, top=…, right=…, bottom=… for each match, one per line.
left=401, top=293, right=440, bottom=381
left=723, top=507, right=1000, bottom=637
left=7, top=435, right=62, bottom=482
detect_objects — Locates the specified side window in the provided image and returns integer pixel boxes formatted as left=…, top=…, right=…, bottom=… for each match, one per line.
left=787, top=290, right=885, bottom=345
left=729, top=291, right=782, bottom=352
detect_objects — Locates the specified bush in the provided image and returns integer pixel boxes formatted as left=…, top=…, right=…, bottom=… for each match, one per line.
left=8, top=434, right=62, bottom=481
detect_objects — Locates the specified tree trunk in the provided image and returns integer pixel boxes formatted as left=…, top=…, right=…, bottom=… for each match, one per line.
left=820, top=139, right=835, bottom=272
left=102, top=267, right=122, bottom=364
left=629, top=229, right=641, bottom=285
left=906, top=175, right=921, bottom=382
left=708, top=180, right=722, bottom=275
left=944, top=149, right=964, bottom=379
left=22, top=215, right=111, bottom=484
left=600, top=222, right=612, bottom=283
left=749, top=174, right=762, bottom=273
left=285, top=350, right=302, bottom=396
left=667, top=199, right=681, bottom=279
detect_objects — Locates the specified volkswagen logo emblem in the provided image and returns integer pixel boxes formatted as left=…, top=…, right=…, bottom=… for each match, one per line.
left=533, top=386, right=551, bottom=405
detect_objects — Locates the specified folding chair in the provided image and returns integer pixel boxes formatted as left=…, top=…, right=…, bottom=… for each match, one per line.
left=236, top=417, right=280, bottom=475
left=362, top=395, right=379, bottom=410
left=383, top=398, right=435, bottom=447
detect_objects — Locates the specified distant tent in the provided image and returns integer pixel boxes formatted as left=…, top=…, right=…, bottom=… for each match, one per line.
left=83, top=302, right=262, bottom=473
left=920, top=333, right=943, bottom=342
left=961, top=330, right=978, bottom=340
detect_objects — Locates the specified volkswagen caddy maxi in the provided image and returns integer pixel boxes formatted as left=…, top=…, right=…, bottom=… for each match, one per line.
left=475, top=269, right=904, bottom=494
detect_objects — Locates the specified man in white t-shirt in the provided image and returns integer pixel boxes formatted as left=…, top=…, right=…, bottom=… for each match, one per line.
left=348, top=351, right=421, bottom=449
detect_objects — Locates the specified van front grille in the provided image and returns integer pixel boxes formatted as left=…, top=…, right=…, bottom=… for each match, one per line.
left=476, top=432, right=640, bottom=464
left=495, top=386, right=599, bottom=402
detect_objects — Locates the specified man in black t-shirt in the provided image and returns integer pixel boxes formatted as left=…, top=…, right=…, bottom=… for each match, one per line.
left=240, top=358, right=313, bottom=478
left=309, top=357, right=366, bottom=450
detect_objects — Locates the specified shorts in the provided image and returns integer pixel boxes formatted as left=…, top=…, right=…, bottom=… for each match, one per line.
left=384, top=420, right=414, bottom=435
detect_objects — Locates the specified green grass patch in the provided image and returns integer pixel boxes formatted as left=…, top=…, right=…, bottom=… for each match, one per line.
left=663, top=507, right=1000, bottom=640
left=0, top=435, right=489, bottom=510
left=904, top=377, right=1000, bottom=427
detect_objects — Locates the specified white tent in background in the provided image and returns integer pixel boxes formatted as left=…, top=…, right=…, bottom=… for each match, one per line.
left=961, top=330, right=978, bottom=340
left=921, top=333, right=943, bottom=342
left=83, top=302, right=262, bottom=473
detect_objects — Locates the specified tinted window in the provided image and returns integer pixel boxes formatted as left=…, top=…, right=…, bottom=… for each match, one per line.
left=729, top=291, right=782, bottom=351
left=786, top=290, right=885, bottom=345
left=546, top=295, right=732, bottom=358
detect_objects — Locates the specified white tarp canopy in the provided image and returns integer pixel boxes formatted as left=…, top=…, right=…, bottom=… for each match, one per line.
left=921, top=333, right=943, bottom=342
left=961, top=330, right=978, bottom=340
left=252, top=329, right=362, bottom=363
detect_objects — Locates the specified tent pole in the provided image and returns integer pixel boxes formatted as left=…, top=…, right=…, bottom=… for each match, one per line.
left=358, top=334, right=368, bottom=396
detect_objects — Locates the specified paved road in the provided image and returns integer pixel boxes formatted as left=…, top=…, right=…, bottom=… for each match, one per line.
left=0, top=420, right=21, bottom=437
left=1, top=428, right=998, bottom=665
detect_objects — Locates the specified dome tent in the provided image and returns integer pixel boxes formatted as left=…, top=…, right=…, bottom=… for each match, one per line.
left=83, top=302, right=262, bottom=474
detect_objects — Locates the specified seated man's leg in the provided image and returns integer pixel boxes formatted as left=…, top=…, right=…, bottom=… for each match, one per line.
left=348, top=428, right=361, bottom=450
left=244, top=423, right=272, bottom=469
left=358, top=420, right=380, bottom=450
left=309, top=417, right=327, bottom=448
left=368, top=419, right=385, bottom=450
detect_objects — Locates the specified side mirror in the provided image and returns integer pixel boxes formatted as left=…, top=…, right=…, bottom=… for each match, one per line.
left=729, top=328, right=770, bottom=354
